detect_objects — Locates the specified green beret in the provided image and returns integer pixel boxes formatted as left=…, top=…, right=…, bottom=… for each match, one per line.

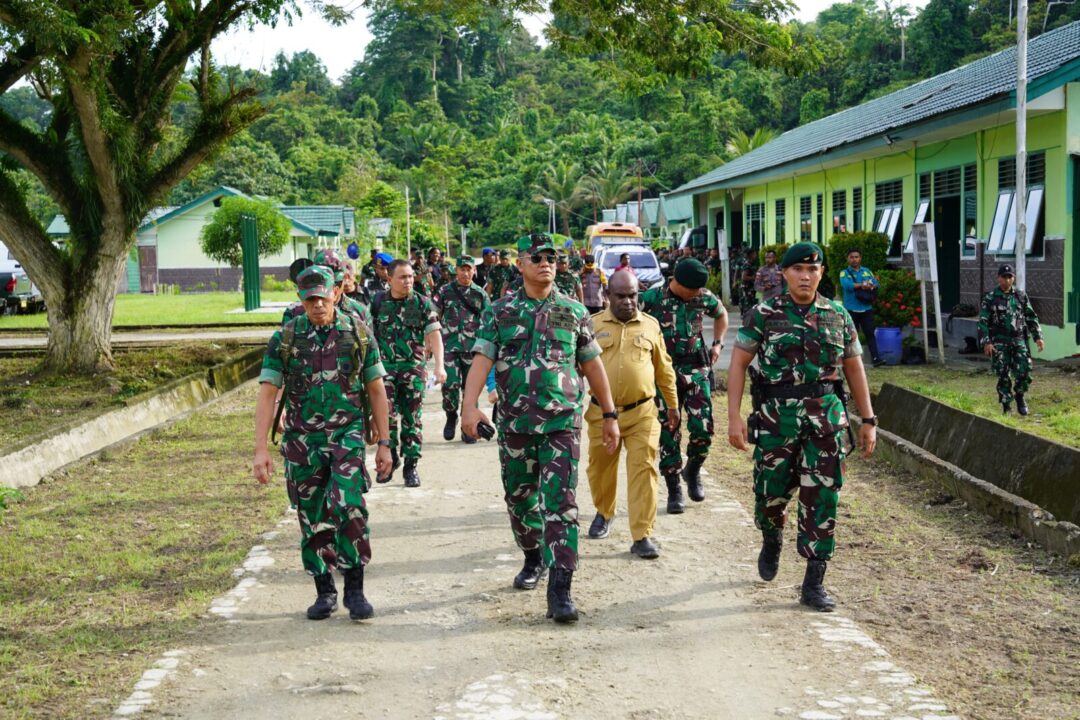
left=781, top=242, right=824, bottom=268
left=456, top=255, right=475, bottom=268
left=674, top=258, right=709, bottom=289
left=516, top=233, right=556, bottom=254
left=297, top=265, right=335, bottom=300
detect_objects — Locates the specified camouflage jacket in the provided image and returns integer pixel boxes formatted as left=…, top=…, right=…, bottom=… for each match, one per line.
left=486, top=264, right=517, bottom=298
left=371, top=290, right=441, bottom=370
left=282, top=294, right=373, bottom=332
left=568, top=254, right=584, bottom=273
left=434, top=281, right=491, bottom=356
left=361, top=276, right=389, bottom=305
left=555, top=270, right=582, bottom=299
left=735, top=293, right=861, bottom=385
left=978, top=287, right=1042, bottom=345
left=259, top=312, right=385, bottom=434
left=361, top=260, right=377, bottom=281
left=472, top=287, right=601, bottom=435
left=413, top=259, right=434, bottom=295
left=431, top=261, right=455, bottom=291
left=639, top=282, right=726, bottom=363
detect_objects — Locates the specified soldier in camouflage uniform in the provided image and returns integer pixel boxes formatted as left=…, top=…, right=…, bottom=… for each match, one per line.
left=428, top=247, right=454, bottom=293
left=412, top=250, right=434, bottom=296
left=727, top=242, right=878, bottom=612
left=371, top=259, right=446, bottom=487
left=253, top=265, right=392, bottom=622
left=554, top=254, right=585, bottom=303
left=568, top=245, right=585, bottom=273
left=462, top=232, right=620, bottom=624
left=281, top=248, right=373, bottom=330
left=433, top=255, right=491, bottom=443
left=639, top=259, right=728, bottom=513
left=737, top=248, right=759, bottom=317
left=978, top=263, right=1044, bottom=415
left=484, top=249, right=518, bottom=299
left=361, top=252, right=391, bottom=305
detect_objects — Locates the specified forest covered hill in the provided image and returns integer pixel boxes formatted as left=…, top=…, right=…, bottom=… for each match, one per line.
left=4, top=0, right=1076, bottom=250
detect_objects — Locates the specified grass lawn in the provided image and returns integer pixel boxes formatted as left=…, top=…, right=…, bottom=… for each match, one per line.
left=866, top=361, right=1080, bottom=448
left=0, top=385, right=282, bottom=719
left=0, top=291, right=297, bottom=330
left=706, top=396, right=1080, bottom=720
left=0, top=343, right=250, bottom=449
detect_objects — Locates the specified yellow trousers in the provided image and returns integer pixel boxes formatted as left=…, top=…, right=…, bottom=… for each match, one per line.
left=585, top=401, right=661, bottom=541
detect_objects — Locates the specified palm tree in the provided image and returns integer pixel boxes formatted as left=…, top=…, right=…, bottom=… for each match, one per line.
left=533, top=161, right=587, bottom=236
left=582, top=159, right=633, bottom=219
left=725, top=128, right=780, bottom=158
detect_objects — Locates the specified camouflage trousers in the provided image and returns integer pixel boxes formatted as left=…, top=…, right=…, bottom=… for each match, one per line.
left=282, top=425, right=372, bottom=576
left=499, top=430, right=581, bottom=570
left=441, top=352, right=474, bottom=415
left=384, top=365, right=426, bottom=460
left=752, top=396, right=848, bottom=561
left=992, top=340, right=1033, bottom=405
left=657, top=363, right=714, bottom=477
left=738, top=285, right=757, bottom=316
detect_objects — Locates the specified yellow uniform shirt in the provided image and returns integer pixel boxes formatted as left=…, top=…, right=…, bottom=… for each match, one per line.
left=590, top=309, right=678, bottom=410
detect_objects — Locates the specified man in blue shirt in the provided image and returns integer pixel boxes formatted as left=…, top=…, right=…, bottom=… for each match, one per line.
left=839, top=249, right=885, bottom=367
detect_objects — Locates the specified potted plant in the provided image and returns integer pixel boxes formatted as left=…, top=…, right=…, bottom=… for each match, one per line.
left=872, top=269, right=923, bottom=364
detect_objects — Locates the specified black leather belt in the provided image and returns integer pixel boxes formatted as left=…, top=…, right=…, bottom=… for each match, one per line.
left=761, top=382, right=832, bottom=400
left=591, top=396, right=653, bottom=411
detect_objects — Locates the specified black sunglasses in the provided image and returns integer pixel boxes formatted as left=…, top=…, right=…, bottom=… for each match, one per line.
left=527, top=252, right=556, bottom=265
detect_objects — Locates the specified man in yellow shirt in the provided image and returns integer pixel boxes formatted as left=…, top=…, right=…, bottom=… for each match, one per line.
left=585, top=271, right=680, bottom=558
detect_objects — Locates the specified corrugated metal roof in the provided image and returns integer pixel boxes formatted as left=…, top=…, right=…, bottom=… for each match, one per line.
left=48, top=206, right=178, bottom=236
left=672, top=21, right=1080, bottom=196
left=659, top=194, right=693, bottom=223
left=280, top=206, right=351, bottom=236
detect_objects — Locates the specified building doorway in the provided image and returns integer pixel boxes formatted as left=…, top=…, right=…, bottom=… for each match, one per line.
left=933, top=195, right=961, bottom=310
left=138, top=246, right=157, bottom=293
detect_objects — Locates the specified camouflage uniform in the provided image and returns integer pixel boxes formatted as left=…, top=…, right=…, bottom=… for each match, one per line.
left=431, top=260, right=455, bottom=292
left=259, top=311, right=385, bottom=575
left=434, top=277, right=491, bottom=415
left=555, top=268, right=583, bottom=299
left=486, top=260, right=517, bottom=299
left=372, top=290, right=441, bottom=460
left=978, top=287, right=1042, bottom=406
left=472, top=286, right=601, bottom=570
left=413, top=257, right=434, bottom=296
left=568, top=253, right=584, bottom=273
left=735, top=293, right=861, bottom=561
left=282, top=294, right=373, bottom=331
left=639, top=282, right=726, bottom=478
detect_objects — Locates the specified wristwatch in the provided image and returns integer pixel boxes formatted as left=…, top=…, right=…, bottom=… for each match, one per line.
left=602, top=410, right=619, bottom=420
left=861, top=416, right=878, bottom=427
left=377, top=439, right=392, bottom=447
left=711, top=340, right=723, bottom=348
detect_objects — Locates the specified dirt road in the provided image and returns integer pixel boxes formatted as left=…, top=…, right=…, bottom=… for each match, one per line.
left=142, top=385, right=956, bottom=720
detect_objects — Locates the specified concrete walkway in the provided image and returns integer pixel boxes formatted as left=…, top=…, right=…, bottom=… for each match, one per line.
left=0, top=328, right=275, bottom=349
left=132, top=318, right=956, bottom=720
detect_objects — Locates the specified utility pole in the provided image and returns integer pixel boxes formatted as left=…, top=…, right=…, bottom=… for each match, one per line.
left=1016, top=0, right=1028, bottom=290
left=637, top=160, right=643, bottom=227
left=405, top=186, right=412, bottom=259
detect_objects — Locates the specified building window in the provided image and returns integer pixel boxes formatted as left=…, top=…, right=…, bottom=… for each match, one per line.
left=935, top=167, right=962, bottom=197
left=800, top=196, right=812, bottom=241
left=874, top=180, right=904, bottom=256
left=832, top=190, right=847, bottom=234
left=853, top=187, right=863, bottom=232
left=962, top=163, right=978, bottom=258
left=816, top=194, right=824, bottom=243
left=746, top=202, right=766, bottom=249
left=775, top=198, right=786, bottom=244
left=989, top=154, right=1045, bottom=256
left=919, top=173, right=932, bottom=200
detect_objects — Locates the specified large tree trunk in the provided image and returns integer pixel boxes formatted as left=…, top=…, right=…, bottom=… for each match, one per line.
left=44, top=247, right=127, bottom=373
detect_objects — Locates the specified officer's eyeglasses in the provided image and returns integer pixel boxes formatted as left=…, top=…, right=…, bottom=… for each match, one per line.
left=528, top=253, right=556, bottom=265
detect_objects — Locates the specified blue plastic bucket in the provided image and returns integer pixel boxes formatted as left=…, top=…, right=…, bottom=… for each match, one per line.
left=875, top=327, right=903, bottom=366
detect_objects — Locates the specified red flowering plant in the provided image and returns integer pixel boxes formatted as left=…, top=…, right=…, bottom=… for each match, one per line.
left=873, top=269, right=923, bottom=328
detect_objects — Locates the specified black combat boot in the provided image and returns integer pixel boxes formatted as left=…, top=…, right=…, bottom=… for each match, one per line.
left=1002, top=400, right=1011, bottom=414
left=443, top=411, right=457, bottom=441
left=799, top=559, right=836, bottom=612
left=664, top=473, right=685, bottom=514
left=1015, top=394, right=1030, bottom=416
left=757, top=534, right=782, bottom=581
left=512, top=548, right=546, bottom=590
left=342, top=566, right=374, bottom=621
left=682, top=459, right=706, bottom=502
left=546, top=568, right=579, bottom=624
left=403, top=458, right=421, bottom=488
left=306, top=573, right=338, bottom=620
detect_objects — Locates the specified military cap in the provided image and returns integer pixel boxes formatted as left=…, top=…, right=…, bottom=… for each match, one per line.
left=297, top=265, right=335, bottom=300
left=313, top=248, right=347, bottom=282
left=498, top=248, right=511, bottom=259
left=516, top=232, right=556, bottom=254
left=456, top=255, right=476, bottom=268
left=289, top=257, right=314, bottom=284
left=556, top=253, right=569, bottom=263
left=673, top=258, right=709, bottom=289
left=375, top=252, right=393, bottom=265
left=781, top=242, right=824, bottom=268
left=482, top=247, right=495, bottom=256
left=998, top=263, right=1015, bottom=277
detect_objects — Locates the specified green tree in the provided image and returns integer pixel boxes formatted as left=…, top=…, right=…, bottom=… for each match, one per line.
left=908, top=0, right=975, bottom=76
left=799, top=88, right=831, bottom=124
left=0, top=1, right=340, bottom=372
left=270, top=50, right=333, bottom=96
left=725, top=128, right=780, bottom=158
left=200, top=196, right=292, bottom=267
left=533, top=161, right=586, bottom=237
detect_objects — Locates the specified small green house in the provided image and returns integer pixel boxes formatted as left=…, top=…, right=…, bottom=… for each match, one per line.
left=667, top=21, right=1080, bottom=360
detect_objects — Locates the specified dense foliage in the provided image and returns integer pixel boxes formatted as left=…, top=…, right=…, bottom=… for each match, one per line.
left=875, top=269, right=924, bottom=328
left=200, top=197, right=293, bottom=267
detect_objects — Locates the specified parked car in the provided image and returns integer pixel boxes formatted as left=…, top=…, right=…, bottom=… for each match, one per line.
left=0, top=242, right=44, bottom=315
left=674, top=225, right=708, bottom=252
left=594, top=243, right=665, bottom=289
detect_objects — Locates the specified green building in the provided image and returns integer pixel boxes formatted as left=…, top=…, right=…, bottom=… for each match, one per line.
left=667, top=21, right=1080, bottom=360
